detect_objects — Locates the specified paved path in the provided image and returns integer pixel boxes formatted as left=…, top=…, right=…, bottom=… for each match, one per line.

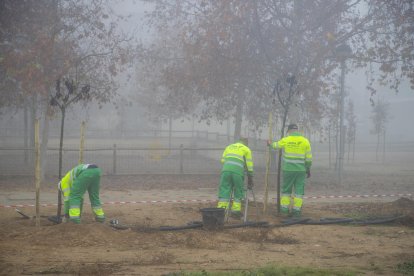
left=1, top=189, right=412, bottom=207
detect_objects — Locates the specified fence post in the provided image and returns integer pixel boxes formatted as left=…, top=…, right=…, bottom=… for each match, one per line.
left=34, top=119, right=41, bottom=227
left=79, top=121, right=85, bottom=164
left=179, top=144, right=184, bottom=174
left=112, top=143, right=117, bottom=175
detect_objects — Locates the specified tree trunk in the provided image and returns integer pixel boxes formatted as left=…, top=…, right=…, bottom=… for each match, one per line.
left=352, top=131, right=356, bottom=161
left=233, top=92, right=244, bottom=140
left=328, top=124, right=331, bottom=168
left=30, top=95, right=37, bottom=163
left=227, top=119, right=231, bottom=142
left=382, top=129, right=386, bottom=164
left=57, top=107, right=65, bottom=219
left=347, top=138, right=351, bottom=163
left=168, top=116, right=172, bottom=150
left=40, top=92, right=51, bottom=181
left=376, top=132, right=380, bottom=162
left=24, top=99, right=29, bottom=165
left=335, top=122, right=339, bottom=170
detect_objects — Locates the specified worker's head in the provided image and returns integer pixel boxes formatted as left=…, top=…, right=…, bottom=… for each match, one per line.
left=287, top=123, right=299, bottom=134
left=239, top=136, right=249, bottom=146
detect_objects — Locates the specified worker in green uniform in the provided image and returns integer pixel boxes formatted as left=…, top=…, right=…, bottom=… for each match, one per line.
left=217, top=137, right=254, bottom=218
left=58, top=164, right=105, bottom=224
left=268, top=124, right=312, bottom=216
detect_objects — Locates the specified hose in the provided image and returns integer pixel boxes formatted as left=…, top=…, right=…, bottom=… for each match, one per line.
left=109, top=221, right=203, bottom=231
left=109, top=220, right=269, bottom=231
left=222, top=221, right=269, bottom=229
left=158, top=223, right=203, bottom=231
left=109, top=215, right=406, bottom=232
left=304, top=218, right=355, bottom=225
left=351, top=215, right=406, bottom=225
left=281, top=218, right=311, bottom=226
left=110, top=224, right=130, bottom=230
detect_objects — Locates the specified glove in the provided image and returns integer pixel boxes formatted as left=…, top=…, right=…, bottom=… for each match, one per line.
left=247, top=175, right=254, bottom=189
left=266, top=140, right=272, bottom=147
left=306, top=169, right=311, bottom=178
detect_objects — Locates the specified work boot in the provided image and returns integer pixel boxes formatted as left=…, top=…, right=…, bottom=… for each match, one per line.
left=95, top=216, right=105, bottom=223
left=69, top=218, right=81, bottom=224
left=292, top=210, right=301, bottom=217
left=280, top=207, right=290, bottom=217
left=230, top=211, right=242, bottom=220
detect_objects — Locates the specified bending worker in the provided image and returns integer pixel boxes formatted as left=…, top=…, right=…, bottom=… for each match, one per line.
left=268, top=124, right=312, bottom=216
left=217, top=137, right=254, bottom=218
left=58, top=164, right=105, bottom=224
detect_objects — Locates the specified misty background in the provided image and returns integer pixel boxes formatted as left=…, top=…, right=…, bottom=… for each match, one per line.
left=0, top=0, right=413, bottom=180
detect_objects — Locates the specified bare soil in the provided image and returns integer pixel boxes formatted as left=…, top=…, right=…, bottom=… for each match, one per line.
left=0, top=175, right=414, bottom=275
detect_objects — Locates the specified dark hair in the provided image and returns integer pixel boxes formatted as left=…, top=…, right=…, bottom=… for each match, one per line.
left=287, top=124, right=298, bottom=131
left=239, top=137, right=248, bottom=146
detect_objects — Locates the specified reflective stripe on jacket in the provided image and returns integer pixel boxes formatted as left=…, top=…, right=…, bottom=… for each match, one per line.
left=221, top=142, right=253, bottom=176
left=271, top=132, right=312, bottom=171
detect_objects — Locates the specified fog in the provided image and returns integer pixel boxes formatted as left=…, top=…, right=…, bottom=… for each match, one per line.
left=0, top=0, right=413, bottom=180
left=115, top=1, right=414, bottom=143
left=2, top=2, right=414, bottom=274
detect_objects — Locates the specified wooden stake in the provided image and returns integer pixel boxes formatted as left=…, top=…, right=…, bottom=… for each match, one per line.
left=263, top=112, right=272, bottom=214
left=79, top=121, right=85, bottom=164
left=34, top=119, right=41, bottom=227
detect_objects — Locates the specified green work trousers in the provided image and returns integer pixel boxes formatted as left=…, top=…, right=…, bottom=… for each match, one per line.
left=280, top=171, right=306, bottom=215
left=69, top=168, right=104, bottom=223
left=218, top=171, right=245, bottom=202
left=282, top=171, right=306, bottom=195
left=64, top=198, right=83, bottom=215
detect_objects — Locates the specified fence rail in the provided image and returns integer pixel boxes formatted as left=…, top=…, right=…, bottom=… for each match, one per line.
left=0, top=145, right=269, bottom=176
left=1, top=140, right=413, bottom=176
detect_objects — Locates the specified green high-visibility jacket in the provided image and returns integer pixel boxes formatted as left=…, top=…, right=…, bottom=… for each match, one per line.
left=58, top=164, right=97, bottom=213
left=221, top=142, right=253, bottom=176
left=271, top=132, right=312, bottom=172
left=58, top=164, right=92, bottom=200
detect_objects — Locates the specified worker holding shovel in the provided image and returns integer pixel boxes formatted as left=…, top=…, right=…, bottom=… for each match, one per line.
left=58, top=164, right=105, bottom=224
left=268, top=124, right=312, bottom=217
left=217, top=137, right=254, bottom=219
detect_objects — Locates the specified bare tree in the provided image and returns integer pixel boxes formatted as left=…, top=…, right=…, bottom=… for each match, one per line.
left=140, top=1, right=354, bottom=140
left=370, top=99, right=390, bottom=162
left=1, top=0, right=136, bottom=170
left=346, top=100, right=357, bottom=163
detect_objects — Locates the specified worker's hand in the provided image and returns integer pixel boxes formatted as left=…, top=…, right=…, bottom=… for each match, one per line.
left=247, top=175, right=254, bottom=189
left=266, top=140, right=272, bottom=147
left=306, top=169, right=311, bottom=178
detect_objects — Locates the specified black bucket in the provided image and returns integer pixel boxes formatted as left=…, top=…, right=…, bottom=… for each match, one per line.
left=200, top=208, right=225, bottom=230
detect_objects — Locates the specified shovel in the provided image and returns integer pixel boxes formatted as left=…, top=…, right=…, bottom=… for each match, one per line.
left=243, top=188, right=249, bottom=223
left=224, top=185, right=234, bottom=223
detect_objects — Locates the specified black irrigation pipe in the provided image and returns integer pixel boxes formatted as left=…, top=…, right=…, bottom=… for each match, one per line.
left=304, top=218, right=355, bottom=225
left=109, top=221, right=204, bottom=231
left=110, top=224, right=130, bottom=230
left=110, top=221, right=269, bottom=231
left=107, top=215, right=408, bottom=232
left=222, top=221, right=269, bottom=229
left=280, top=218, right=311, bottom=226
left=351, top=215, right=406, bottom=225
left=159, top=224, right=203, bottom=231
